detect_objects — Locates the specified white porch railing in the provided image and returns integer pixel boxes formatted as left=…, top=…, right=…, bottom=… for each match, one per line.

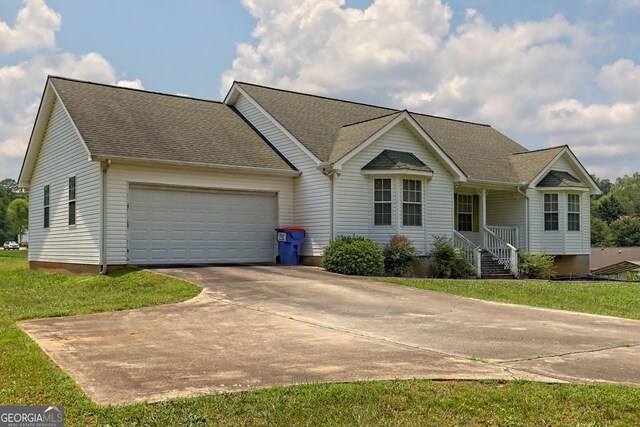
left=453, top=230, right=481, bottom=278
left=483, top=226, right=519, bottom=278
left=486, top=225, right=519, bottom=248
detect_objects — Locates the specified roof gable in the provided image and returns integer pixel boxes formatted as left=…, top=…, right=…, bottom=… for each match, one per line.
left=47, top=77, right=295, bottom=173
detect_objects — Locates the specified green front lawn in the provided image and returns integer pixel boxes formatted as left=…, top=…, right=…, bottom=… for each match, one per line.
left=380, top=278, right=640, bottom=320
left=2, top=250, right=640, bottom=426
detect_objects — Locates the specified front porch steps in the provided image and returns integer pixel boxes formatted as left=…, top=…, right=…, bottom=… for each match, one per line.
left=480, top=250, right=516, bottom=280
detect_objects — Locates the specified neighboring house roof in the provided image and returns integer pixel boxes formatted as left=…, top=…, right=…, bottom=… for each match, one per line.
left=536, top=170, right=589, bottom=188
left=590, top=247, right=640, bottom=271
left=49, top=77, right=295, bottom=172
left=591, top=260, right=640, bottom=276
left=362, top=150, right=433, bottom=172
left=234, top=82, right=587, bottom=186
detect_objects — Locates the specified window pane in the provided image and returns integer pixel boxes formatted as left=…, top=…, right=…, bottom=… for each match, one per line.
left=402, top=180, right=422, bottom=226
left=44, top=185, right=49, bottom=206
left=458, top=213, right=472, bottom=231
left=375, top=203, right=391, bottom=226
left=544, top=213, right=559, bottom=231
left=44, top=206, right=49, bottom=228
left=403, top=203, right=422, bottom=226
left=568, top=213, right=580, bottom=231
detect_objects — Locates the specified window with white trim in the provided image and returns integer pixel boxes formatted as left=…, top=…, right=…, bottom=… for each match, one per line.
left=567, top=193, right=580, bottom=231
left=374, top=178, right=391, bottom=226
left=402, top=179, right=422, bottom=226
left=68, top=176, right=76, bottom=226
left=544, top=193, right=559, bottom=231
left=43, top=185, right=50, bottom=228
left=457, top=194, right=473, bottom=232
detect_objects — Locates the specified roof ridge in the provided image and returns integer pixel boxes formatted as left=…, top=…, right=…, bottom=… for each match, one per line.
left=236, top=81, right=495, bottom=128
left=511, top=145, right=567, bottom=156
left=341, top=111, right=403, bottom=128
left=235, top=81, right=398, bottom=112
left=408, top=111, right=492, bottom=127
left=48, top=75, right=223, bottom=105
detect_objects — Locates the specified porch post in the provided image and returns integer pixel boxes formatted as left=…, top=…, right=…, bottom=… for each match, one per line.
left=480, top=189, right=487, bottom=247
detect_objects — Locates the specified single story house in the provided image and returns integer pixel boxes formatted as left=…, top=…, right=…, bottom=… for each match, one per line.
left=18, top=77, right=601, bottom=276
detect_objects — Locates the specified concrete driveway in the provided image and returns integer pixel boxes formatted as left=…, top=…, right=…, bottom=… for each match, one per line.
left=20, top=266, right=640, bottom=405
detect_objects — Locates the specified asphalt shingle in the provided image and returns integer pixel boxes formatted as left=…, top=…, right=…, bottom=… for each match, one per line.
left=50, top=77, right=294, bottom=171
left=238, top=82, right=567, bottom=185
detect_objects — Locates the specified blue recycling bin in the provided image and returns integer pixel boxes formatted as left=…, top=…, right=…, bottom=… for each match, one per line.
left=276, top=227, right=306, bottom=265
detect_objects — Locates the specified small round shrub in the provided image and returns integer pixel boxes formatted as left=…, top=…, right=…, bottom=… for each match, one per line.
left=323, top=235, right=384, bottom=276
left=383, top=235, right=418, bottom=277
left=519, top=252, right=556, bottom=279
left=428, top=235, right=475, bottom=279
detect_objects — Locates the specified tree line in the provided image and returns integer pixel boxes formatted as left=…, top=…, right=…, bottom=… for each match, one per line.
left=591, top=173, right=640, bottom=247
left=0, top=178, right=28, bottom=244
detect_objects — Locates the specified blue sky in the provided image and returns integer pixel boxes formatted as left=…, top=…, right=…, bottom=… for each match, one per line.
left=1, top=0, right=640, bottom=180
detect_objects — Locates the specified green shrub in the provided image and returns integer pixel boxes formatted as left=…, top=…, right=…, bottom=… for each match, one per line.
left=519, top=253, right=556, bottom=279
left=323, top=235, right=384, bottom=276
left=383, top=235, right=418, bottom=277
left=428, top=236, right=475, bottom=279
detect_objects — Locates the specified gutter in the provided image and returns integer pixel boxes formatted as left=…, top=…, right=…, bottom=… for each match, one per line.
left=91, top=155, right=301, bottom=177
left=100, top=159, right=111, bottom=275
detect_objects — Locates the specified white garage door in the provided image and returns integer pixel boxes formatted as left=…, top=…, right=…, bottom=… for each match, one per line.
left=128, top=186, right=277, bottom=264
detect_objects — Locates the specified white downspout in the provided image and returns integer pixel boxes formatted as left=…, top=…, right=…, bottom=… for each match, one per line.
left=317, top=162, right=339, bottom=241
left=99, top=160, right=111, bottom=275
left=516, top=186, right=529, bottom=253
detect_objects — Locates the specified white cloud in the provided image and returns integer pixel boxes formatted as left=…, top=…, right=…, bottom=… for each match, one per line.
left=0, top=1, right=142, bottom=180
left=0, top=0, right=60, bottom=54
left=223, top=0, right=638, bottom=179
left=116, top=79, right=144, bottom=90
left=611, top=0, right=640, bottom=10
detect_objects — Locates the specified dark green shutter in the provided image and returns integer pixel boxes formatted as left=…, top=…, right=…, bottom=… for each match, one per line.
left=472, top=195, right=479, bottom=232
left=453, top=193, right=458, bottom=230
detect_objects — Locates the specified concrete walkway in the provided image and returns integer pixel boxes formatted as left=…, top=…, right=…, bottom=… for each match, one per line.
left=20, top=266, right=640, bottom=405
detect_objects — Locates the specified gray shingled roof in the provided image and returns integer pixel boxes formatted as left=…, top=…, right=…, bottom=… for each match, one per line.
left=537, top=170, right=588, bottom=188
left=237, top=82, right=564, bottom=185
left=50, top=77, right=294, bottom=171
left=237, top=83, right=395, bottom=161
left=330, top=112, right=402, bottom=163
left=362, top=150, right=433, bottom=172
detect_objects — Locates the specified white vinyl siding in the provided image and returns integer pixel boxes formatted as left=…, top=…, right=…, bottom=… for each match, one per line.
left=105, top=163, right=294, bottom=265
left=334, top=122, right=455, bottom=254
left=486, top=190, right=527, bottom=250
left=234, top=95, right=330, bottom=256
left=28, top=97, right=101, bottom=264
